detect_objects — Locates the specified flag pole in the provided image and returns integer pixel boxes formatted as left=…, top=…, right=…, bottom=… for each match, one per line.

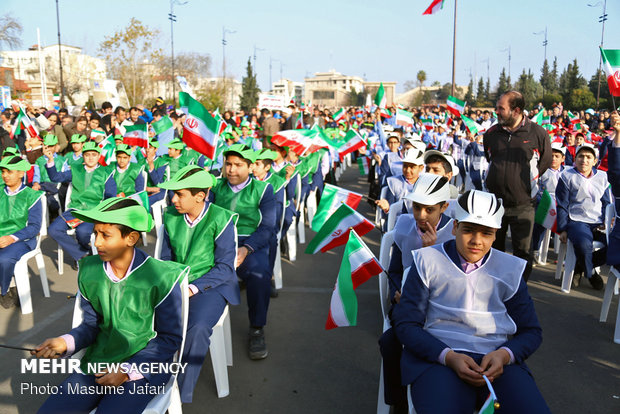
left=450, top=0, right=458, bottom=97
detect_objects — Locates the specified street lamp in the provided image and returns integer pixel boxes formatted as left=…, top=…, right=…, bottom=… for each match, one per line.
left=500, top=46, right=511, bottom=80
left=588, top=0, right=608, bottom=109
left=169, top=0, right=187, bottom=107
left=533, top=27, right=548, bottom=98
left=55, top=0, right=65, bottom=108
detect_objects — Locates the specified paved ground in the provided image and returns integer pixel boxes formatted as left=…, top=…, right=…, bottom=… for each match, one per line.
left=0, top=166, right=619, bottom=413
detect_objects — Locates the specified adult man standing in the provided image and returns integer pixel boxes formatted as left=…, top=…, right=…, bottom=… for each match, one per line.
left=483, top=91, right=552, bottom=281
left=261, top=109, right=280, bottom=147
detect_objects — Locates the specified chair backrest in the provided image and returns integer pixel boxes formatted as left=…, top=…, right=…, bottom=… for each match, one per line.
left=376, top=186, right=388, bottom=226
left=605, top=202, right=615, bottom=244
left=278, top=190, right=286, bottom=231
left=294, top=174, right=302, bottom=209
left=378, top=231, right=395, bottom=321
left=64, top=184, right=73, bottom=211
left=37, top=197, right=47, bottom=244
left=154, top=224, right=164, bottom=260
left=140, top=170, right=148, bottom=193
left=386, top=200, right=403, bottom=232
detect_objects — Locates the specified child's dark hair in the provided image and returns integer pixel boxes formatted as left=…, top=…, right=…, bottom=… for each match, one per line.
left=101, top=198, right=142, bottom=238
left=178, top=166, right=210, bottom=196
left=425, top=154, right=452, bottom=173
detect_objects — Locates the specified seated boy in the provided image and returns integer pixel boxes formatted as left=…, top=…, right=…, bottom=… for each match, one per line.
left=393, top=190, right=550, bottom=414
left=111, top=144, right=145, bottom=197
left=423, top=150, right=460, bottom=198
left=0, top=155, right=43, bottom=308
left=32, top=197, right=188, bottom=413
left=66, top=134, right=86, bottom=169
left=34, top=134, right=66, bottom=213
left=556, top=143, right=610, bottom=290
left=158, top=165, right=240, bottom=403
left=375, top=149, right=425, bottom=215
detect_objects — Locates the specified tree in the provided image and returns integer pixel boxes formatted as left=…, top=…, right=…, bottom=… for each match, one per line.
left=540, top=58, right=555, bottom=93
left=99, top=18, right=163, bottom=105
left=239, top=57, right=260, bottom=112
left=197, top=80, right=227, bottom=112
left=568, top=88, right=596, bottom=110
left=416, top=70, right=427, bottom=87
left=484, top=77, right=491, bottom=102
left=550, top=57, right=559, bottom=92
left=431, top=80, right=441, bottom=87
left=558, top=58, right=587, bottom=103
left=514, top=69, right=542, bottom=108
left=588, top=68, right=612, bottom=109
left=156, top=52, right=212, bottom=99
left=496, top=68, right=511, bottom=97
left=0, top=14, right=22, bottom=50
left=464, top=77, right=474, bottom=104
left=475, top=77, right=487, bottom=106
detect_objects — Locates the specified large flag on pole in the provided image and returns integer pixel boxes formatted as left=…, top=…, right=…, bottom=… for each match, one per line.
left=422, top=0, right=445, bottom=15
left=311, top=183, right=363, bottom=231
left=446, top=95, right=465, bottom=117
left=306, top=203, right=375, bottom=254
left=325, top=230, right=383, bottom=329
left=179, top=91, right=220, bottom=159
left=374, top=83, right=386, bottom=108
left=123, top=124, right=148, bottom=148
left=600, top=48, right=620, bottom=97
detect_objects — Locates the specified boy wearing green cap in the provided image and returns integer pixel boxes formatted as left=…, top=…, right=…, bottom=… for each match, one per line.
left=111, top=144, right=145, bottom=197
left=34, top=134, right=66, bottom=213
left=148, top=138, right=194, bottom=197
left=33, top=197, right=188, bottom=413
left=211, top=144, right=277, bottom=359
left=158, top=165, right=240, bottom=403
left=0, top=155, right=43, bottom=308
left=45, top=141, right=117, bottom=267
left=66, top=134, right=87, bottom=169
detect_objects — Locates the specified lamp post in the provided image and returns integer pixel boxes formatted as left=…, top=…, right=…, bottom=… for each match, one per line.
left=588, top=0, right=608, bottom=109
left=55, top=0, right=65, bottom=108
left=534, top=27, right=548, bottom=98
left=168, top=0, right=187, bottom=107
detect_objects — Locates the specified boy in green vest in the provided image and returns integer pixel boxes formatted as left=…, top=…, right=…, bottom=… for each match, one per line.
left=33, top=134, right=66, bottom=213
left=33, top=197, right=188, bottom=413
left=111, top=144, right=145, bottom=197
left=66, top=134, right=87, bottom=169
left=158, top=165, right=240, bottom=403
left=45, top=141, right=117, bottom=268
left=0, top=155, right=43, bottom=308
left=211, top=144, right=277, bottom=359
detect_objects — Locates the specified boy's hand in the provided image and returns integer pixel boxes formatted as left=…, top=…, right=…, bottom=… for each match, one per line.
left=375, top=199, right=390, bottom=214
left=393, top=291, right=401, bottom=304
left=32, top=182, right=41, bottom=191
left=559, top=231, right=567, bottom=244
left=0, top=235, right=16, bottom=248
left=236, top=246, right=249, bottom=268
left=95, top=369, right=129, bottom=387
left=445, top=350, right=485, bottom=387
left=284, top=165, right=295, bottom=180
left=480, top=349, right=511, bottom=382
left=31, top=337, right=67, bottom=358
left=420, top=222, right=438, bottom=247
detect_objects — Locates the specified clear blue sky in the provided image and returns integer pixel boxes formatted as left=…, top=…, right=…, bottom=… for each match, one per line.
left=3, top=0, right=620, bottom=93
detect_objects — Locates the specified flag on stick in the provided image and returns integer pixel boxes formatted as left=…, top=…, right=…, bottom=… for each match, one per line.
left=179, top=91, right=220, bottom=159
left=600, top=48, right=620, bottom=97
left=446, top=95, right=465, bottom=117
left=123, top=124, right=148, bottom=148
left=374, top=83, right=386, bottom=108
left=311, top=183, right=363, bottom=232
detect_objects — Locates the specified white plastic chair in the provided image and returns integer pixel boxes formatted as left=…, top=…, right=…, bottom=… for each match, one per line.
left=153, top=224, right=233, bottom=397
left=376, top=231, right=395, bottom=414
left=151, top=166, right=171, bottom=231
left=375, top=187, right=388, bottom=229
left=13, top=199, right=49, bottom=315
left=599, top=267, right=620, bottom=344
left=286, top=175, right=302, bottom=262
left=57, top=184, right=74, bottom=275
left=78, top=273, right=189, bottom=414
left=386, top=200, right=403, bottom=233
left=535, top=229, right=552, bottom=265
left=306, top=188, right=318, bottom=228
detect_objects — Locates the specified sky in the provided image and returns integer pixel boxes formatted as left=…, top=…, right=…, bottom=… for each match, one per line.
left=3, top=0, right=620, bottom=94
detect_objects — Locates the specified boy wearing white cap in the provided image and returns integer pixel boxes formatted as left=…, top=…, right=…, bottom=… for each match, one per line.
left=375, top=149, right=425, bottom=215
left=393, top=190, right=549, bottom=413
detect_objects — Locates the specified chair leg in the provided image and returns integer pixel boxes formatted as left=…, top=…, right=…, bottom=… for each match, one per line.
left=142, top=232, right=148, bottom=247
left=58, top=244, right=64, bottom=275
left=377, top=360, right=390, bottom=414
left=540, top=230, right=551, bottom=264
left=555, top=242, right=567, bottom=280
left=223, top=308, right=233, bottom=366
left=600, top=272, right=617, bottom=322
left=286, top=222, right=297, bottom=262
left=209, top=322, right=230, bottom=398
left=274, top=243, right=283, bottom=290
left=614, top=302, right=620, bottom=345
left=297, top=203, right=306, bottom=244
left=35, top=252, right=50, bottom=297
left=14, top=261, right=33, bottom=315
left=167, top=380, right=183, bottom=414
left=561, top=242, right=576, bottom=294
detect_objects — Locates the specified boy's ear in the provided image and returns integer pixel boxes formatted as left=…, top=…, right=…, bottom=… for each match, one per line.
left=440, top=202, right=449, bottom=214
left=126, top=231, right=140, bottom=247
left=452, top=220, right=458, bottom=236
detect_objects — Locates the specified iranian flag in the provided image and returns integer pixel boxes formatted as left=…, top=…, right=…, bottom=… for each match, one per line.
left=379, top=108, right=392, bottom=119
left=422, top=118, right=434, bottom=130
left=422, top=0, right=445, bottom=15
left=271, top=129, right=329, bottom=155
left=567, top=111, right=580, bottom=124
left=601, top=48, right=620, bottom=96
left=374, top=82, right=386, bottom=108
left=128, top=191, right=150, bottom=211
left=179, top=91, right=220, bottom=159
left=534, top=190, right=557, bottom=233
left=311, top=183, right=363, bottom=232
left=325, top=230, right=382, bottom=330
left=446, top=95, right=465, bottom=117
left=90, top=129, right=106, bottom=141
left=338, top=130, right=366, bottom=161
left=152, top=115, right=175, bottom=156
left=461, top=114, right=483, bottom=135
left=306, top=202, right=375, bottom=254
left=357, top=156, right=371, bottom=175
left=97, top=135, right=116, bottom=166
left=333, top=108, right=346, bottom=123
left=295, top=112, right=304, bottom=129
left=123, top=124, right=148, bottom=148
left=10, top=106, right=38, bottom=139
left=531, top=110, right=544, bottom=125
left=212, top=109, right=228, bottom=135
left=395, top=109, right=414, bottom=128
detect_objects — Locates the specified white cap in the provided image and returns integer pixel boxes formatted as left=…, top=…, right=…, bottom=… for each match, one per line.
left=401, top=149, right=425, bottom=165
left=404, top=138, right=427, bottom=153
left=405, top=173, right=451, bottom=205
left=423, top=150, right=460, bottom=177
left=437, top=123, right=447, bottom=130
left=383, top=125, right=394, bottom=132
left=453, top=190, right=504, bottom=229
left=576, top=143, right=598, bottom=158
left=551, top=142, right=566, bottom=155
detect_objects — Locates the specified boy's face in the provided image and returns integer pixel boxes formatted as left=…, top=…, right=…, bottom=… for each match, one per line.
left=252, top=160, right=270, bottom=179
left=168, top=148, right=182, bottom=158
left=411, top=201, right=448, bottom=231
left=71, top=142, right=83, bottom=153
left=93, top=223, right=139, bottom=262
left=1, top=168, right=24, bottom=187
left=575, top=150, right=596, bottom=175
left=576, top=135, right=585, bottom=146
left=402, top=163, right=424, bottom=182
left=551, top=151, right=565, bottom=170
left=45, top=145, right=57, bottom=155
left=452, top=221, right=497, bottom=263
left=171, top=188, right=207, bottom=214
left=387, top=138, right=400, bottom=152
left=426, top=162, right=452, bottom=180
left=83, top=151, right=99, bottom=168
left=225, top=155, right=250, bottom=185
left=116, top=152, right=130, bottom=169
left=89, top=119, right=100, bottom=130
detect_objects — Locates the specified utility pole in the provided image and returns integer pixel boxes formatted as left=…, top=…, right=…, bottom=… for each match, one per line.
left=222, top=27, right=236, bottom=109
left=450, top=0, right=458, bottom=96
left=55, top=0, right=65, bottom=108
left=534, top=27, right=548, bottom=98
left=501, top=46, right=512, bottom=80
left=168, top=1, right=187, bottom=107
left=588, top=0, right=608, bottom=109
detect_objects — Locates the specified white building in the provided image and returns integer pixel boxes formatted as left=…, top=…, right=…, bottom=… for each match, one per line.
left=271, top=78, right=304, bottom=103
left=304, top=70, right=365, bottom=108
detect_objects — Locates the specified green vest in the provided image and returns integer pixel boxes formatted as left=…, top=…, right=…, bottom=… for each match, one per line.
left=112, top=162, right=144, bottom=196
left=264, top=172, right=287, bottom=194
left=305, top=149, right=326, bottom=184
left=35, top=154, right=66, bottom=183
left=77, top=254, right=188, bottom=373
left=212, top=178, right=269, bottom=237
left=163, top=203, right=238, bottom=283
left=155, top=154, right=192, bottom=178
left=0, top=186, right=43, bottom=237
left=68, top=165, right=113, bottom=210
left=66, top=153, right=83, bottom=169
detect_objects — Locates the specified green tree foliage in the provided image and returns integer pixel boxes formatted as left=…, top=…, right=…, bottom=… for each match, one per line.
left=239, top=57, right=260, bottom=112
left=496, top=68, right=511, bottom=97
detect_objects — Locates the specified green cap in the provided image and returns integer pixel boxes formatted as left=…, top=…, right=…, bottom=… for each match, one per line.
left=0, top=155, right=31, bottom=171
left=255, top=149, right=278, bottom=161
left=223, top=132, right=235, bottom=140
left=115, top=144, right=133, bottom=156
left=113, top=134, right=123, bottom=141
left=158, top=165, right=215, bottom=190
left=70, top=134, right=87, bottom=143
left=149, top=138, right=159, bottom=149
left=223, top=144, right=256, bottom=162
left=72, top=197, right=153, bottom=233
left=2, top=147, right=19, bottom=157
left=167, top=138, right=185, bottom=150
left=43, top=134, right=59, bottom=146
left=82, top=141, right=101, bottom=154
left=240, top=120, right=250, bottom=128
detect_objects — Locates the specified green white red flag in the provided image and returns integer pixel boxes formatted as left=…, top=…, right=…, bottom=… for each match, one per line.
left=357, top=156, right=371, bottom=175
left=333, top=108, right=346, bottom=122
left=325, top=230, right=382, bottom=329
left=461, top=114, right=483, bottom=135
left=374, top=83, right=386, bottom=108
left=97, top=135, right=116, bottom=166
left=534, top=190, right=557, bottom=233
left=567, top=111, right=579, bottom=124
left=310, top=183, right=363, bottom=232
left=423, top=0, right=445, bottom=15
left=446, top=95, right=465, bottom=117
left=90, top=129, right=107, bottom=141
left=271, top=129, right=329, bottom=155
left=421, top=118, right=434, bottom=130
left=127, top=191, right=150, bottom=211
left=600, top=48, right=620, bottom=97
left=10, top=106, right=38, bottom=139
left=179, top=91, right=220, bottom=159
left=395, top=109, right=414, bottom=128
left=337, top=130, right=366, bottom=161
left=123, top=124, right=148, bottom=148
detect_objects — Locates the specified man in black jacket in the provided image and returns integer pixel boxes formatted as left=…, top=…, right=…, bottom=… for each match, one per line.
left=483, top=91, right=552, bottom=281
